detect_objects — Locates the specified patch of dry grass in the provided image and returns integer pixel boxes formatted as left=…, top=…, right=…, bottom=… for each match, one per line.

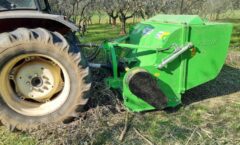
left=227, top=51, right=240, bottom=66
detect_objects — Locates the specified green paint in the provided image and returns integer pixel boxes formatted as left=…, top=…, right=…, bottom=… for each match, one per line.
left=102, top=15, right=233, bottom=112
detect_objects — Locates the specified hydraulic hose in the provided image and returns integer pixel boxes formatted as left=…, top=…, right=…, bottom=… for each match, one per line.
left=78, top=43, right=101, bottom=62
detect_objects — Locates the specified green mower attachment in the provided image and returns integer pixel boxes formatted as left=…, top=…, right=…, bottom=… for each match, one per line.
left=95, top=15, right=233, bottom=112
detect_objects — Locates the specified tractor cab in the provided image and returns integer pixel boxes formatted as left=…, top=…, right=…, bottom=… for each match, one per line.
left=0, top=0, right=51, bottom=12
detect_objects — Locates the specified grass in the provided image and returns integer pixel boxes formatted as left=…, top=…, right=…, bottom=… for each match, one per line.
left=79, top=24, right=122, bottom=43
left=78, top=23, right=134, bottom=44
left=231, top=24, right=240, bottom=51
left=0, top=127, right=36, bottom=145
left=80, top=19, right=240, bottom=51
left=219, top=19, right=240, bottom=51
left=0, top=19, right=240, bottom=145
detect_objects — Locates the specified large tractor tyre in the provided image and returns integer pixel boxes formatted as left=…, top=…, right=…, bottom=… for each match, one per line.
left=0, top=28, right=91, bottom=131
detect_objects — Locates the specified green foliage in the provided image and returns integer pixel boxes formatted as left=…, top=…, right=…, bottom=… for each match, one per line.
left=78, top=17, right=240, bottom=52
left=78, top=24, right=122, bottom=43
left=231, top=23, right=240, bottom=51
left=78, top=23, right=134, bottom=44
left=0, top=127, right=37, bottom=145
left=218, top=19, right=240, bottom=51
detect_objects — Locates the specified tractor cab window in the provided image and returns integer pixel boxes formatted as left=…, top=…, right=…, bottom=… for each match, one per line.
left=38, top=0, right=47, bottom=10
left=0, top=0, right=37, bottom=10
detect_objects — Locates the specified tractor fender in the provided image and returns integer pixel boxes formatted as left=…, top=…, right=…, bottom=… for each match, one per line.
left=0, top=11, right=79, bottom=33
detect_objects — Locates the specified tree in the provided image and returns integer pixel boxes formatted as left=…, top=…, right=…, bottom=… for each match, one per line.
left=202, top=0, right=233, bottom=20
left=101, top=0, right=119, bottom=26
left=116, top=0, right=142, bottom=34
left=142, top=0, right=177, bottom=17
left=48, top=0, right=239, bottom=35
left=178, top=0, right=206, bottom=15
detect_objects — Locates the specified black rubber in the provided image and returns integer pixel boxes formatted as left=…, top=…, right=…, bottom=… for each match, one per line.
left=0, top=28, right=91, bottom=131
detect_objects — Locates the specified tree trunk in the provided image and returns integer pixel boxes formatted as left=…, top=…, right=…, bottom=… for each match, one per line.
left=88, top=17, right=93, bottom=25
left=98, top=16, right=101, bottom=24
left=179, top=0, right=184, bottom=14
left=140, top=11, right=145, bottom=20
left=112, top=18, right=117, bottom=26
left=90, top=18, right=93, bottom=25
left=72, top=3, right=75, bottom=22
left=120, top=19, right=127, bottom=35
left=109, top=16, right=112, bottom=24
left=216, top=10, right=221, bottom=20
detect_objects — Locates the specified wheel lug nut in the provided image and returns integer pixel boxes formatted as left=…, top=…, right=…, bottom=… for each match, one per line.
left=38, top=89, right=44, bottom=93
left=25, top=57, right=31, bottom=61
left=45, top=81, right=51, bottom=85
left=43, top=86, right=49, bottom=90
left=9, top=75, right=14, bottom=80
left=43, top=76, right=49, bottom=80
left=45, top=99, right=50, bottom=103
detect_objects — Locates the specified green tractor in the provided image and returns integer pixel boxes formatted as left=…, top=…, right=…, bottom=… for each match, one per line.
left=0, top=0, right=233, bottom=131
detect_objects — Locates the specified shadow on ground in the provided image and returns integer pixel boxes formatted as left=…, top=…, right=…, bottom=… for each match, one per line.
left=86, top=65, right=240, bottom=113
left=182, top=65, right=240, bottom=105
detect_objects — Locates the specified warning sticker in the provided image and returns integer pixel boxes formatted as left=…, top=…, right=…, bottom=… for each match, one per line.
left=156, top=31, right=170, bottom=39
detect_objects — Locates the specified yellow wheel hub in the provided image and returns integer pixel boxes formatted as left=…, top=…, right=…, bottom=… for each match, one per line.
left=0, top=54, right=70, bottom=116
left=13, top=58, right=63, bottom=102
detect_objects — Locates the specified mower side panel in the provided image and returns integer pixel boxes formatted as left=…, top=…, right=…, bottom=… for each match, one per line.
left=186, top=23, right=233, bottom=90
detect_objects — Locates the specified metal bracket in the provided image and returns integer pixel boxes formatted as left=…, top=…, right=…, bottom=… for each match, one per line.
left=158, top=43, right=194, bottom=69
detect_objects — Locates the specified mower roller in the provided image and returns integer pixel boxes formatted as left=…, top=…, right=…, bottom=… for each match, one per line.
left=0, top=0, right=232, bottom=131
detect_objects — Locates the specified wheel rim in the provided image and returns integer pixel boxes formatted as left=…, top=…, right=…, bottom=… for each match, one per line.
left=0, top=54, right=71, bottom=116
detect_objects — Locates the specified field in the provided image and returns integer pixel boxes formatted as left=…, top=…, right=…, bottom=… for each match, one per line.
left=0, top=19, right=240, bottom=145
left=220, top=19, right=240, bottom=51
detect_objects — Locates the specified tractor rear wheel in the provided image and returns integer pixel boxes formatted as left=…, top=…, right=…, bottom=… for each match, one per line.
left=0, top=28, right=91, bottom=131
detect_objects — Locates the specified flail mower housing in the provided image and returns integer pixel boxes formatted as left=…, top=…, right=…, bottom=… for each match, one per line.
left=99, top=15, right=232, bottom=112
